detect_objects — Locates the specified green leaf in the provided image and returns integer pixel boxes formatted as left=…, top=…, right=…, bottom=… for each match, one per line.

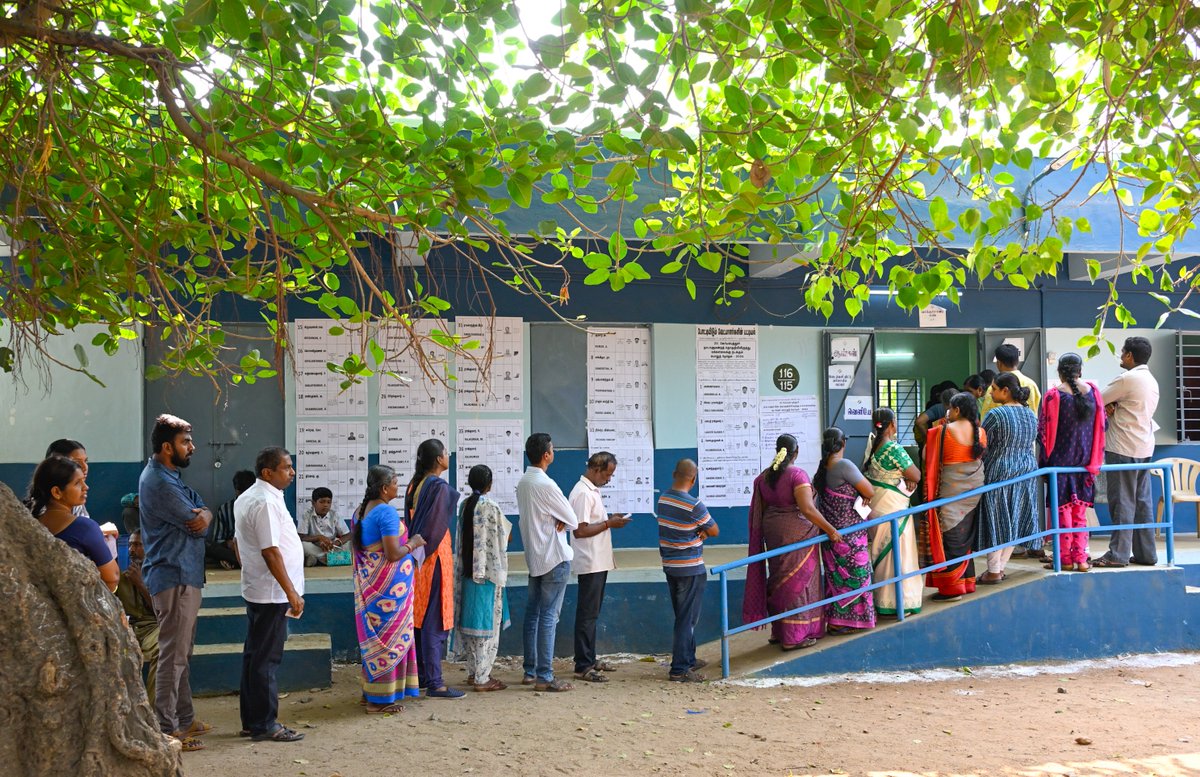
left=584, top=268, right=609, bottom=285
left=685, top=277, right=697, bottom=300
left=723, top=84, right=751, bottom=116
left=1138, top=209, right=1162, bottom=232
left=507, top=175, right=533, bottom=208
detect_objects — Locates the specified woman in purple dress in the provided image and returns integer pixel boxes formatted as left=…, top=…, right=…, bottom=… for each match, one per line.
left=815, top=427, right=877, bottom=633
left=744, top=434, right=844, bottom=650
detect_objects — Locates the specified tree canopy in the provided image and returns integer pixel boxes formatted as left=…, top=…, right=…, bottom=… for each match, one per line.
left=1, top=0, right=1198, bottom=378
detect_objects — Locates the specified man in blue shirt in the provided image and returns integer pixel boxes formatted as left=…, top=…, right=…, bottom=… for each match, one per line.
left=138, top=413, right=213, bottom=751
left=656, top=459, right=719, bottom=683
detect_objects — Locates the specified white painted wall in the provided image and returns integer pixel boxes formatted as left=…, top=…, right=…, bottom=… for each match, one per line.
left=1043, top=328, right=1177, bottom=445
left=0, top=323, right=143, bottom=462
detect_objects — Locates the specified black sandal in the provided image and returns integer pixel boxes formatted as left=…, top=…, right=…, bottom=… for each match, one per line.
left=251, top=725, right=305, bottom=742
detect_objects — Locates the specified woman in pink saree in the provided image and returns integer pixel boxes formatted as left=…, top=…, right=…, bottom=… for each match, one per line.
left=744, top=434, right=844, bottom=650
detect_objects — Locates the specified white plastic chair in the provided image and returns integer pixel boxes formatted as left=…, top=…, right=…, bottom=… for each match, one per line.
left=1151, top=457, right=1200, bottom=538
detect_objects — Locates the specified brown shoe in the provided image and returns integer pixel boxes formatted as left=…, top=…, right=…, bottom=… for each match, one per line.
left=473, top=678, right=507, bottom=692
left=178, top=720, right=213, bottom=738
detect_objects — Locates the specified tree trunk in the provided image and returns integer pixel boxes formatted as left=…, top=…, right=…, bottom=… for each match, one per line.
left=0, top=483, right=182, bottom=776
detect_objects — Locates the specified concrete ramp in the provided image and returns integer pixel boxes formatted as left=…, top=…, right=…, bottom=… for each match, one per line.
left=700, top=560, right=1200, bottom=680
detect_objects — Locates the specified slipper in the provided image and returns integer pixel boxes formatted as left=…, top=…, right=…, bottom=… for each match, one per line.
left=365, top=703, right=405, bottom=715
left=219, top=560, right=236, bottom=570
left=239, top=729, right=251, bottom=737
left=427, top=687, right=465, bottom=699
left=533, top=679, right=574, bottom=692
left=978, top=573, right=1005, bottom=585
left=251, top=725, right=305, bottom=742
left=574, top=669, right=609, bottom=683
left=931, top=592, right=962, bottom=602
left=179, top=720, right=213, bottom=738
left=521, top=674, right=536, bottom=685
left=472, top=678, right=507, bottom=692
left=781, top=637, right=818, bottom=651
left=1074, top=562, right=1091, bottom=573
left=691, top=659, right=709, bottom=671
left=176, top=736, right=205, bottom=752
left=593, top=660, right=618, bottom=672
left=668, top=671, right=705, bottom=683
left=827, top=626, right=855, bottom=635
left=1091, top=557, right=1127, bottom=568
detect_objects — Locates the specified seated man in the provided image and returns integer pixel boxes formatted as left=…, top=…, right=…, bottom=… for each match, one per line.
left=206, top=470, right=255, bottom=569
left=297, top=487, right=350, bottom=566
left=116, top=530, right=161, bottom=701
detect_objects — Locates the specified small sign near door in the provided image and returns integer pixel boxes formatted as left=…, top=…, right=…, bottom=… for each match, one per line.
left=844, top=395, right=873, bottom=420
left=828, top=364, right=854, bottom=389
left=830, top=336, right=860, bottom=362
left=919, top=304, right=947, bottom=328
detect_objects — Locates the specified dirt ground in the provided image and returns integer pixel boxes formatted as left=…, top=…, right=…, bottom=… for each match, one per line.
left=185, top=655, right=1200, bottom=777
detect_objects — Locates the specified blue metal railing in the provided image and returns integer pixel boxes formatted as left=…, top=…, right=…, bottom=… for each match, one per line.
left=709, top=461, right=1175, bottom=679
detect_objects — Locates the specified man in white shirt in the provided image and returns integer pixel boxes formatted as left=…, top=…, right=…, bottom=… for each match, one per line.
left=234, top=446, right=306, bottom=743
left=568, top=452, right=631, bottom=683
left=515, top=433, right=578, bottom=692
left=1093, top=337, right=1161, bottom=567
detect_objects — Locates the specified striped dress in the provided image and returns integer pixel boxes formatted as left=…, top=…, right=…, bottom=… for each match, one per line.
left=979, top=404, right=1040, bottom=551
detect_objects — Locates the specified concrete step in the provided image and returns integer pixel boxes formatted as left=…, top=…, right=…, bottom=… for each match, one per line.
left=196, top=606, right=246, bottom=645
left=191, top=633, right=332, bottom=696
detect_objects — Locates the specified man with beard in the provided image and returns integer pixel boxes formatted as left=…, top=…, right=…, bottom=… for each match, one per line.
left=138, top=413, right=213, bottom=751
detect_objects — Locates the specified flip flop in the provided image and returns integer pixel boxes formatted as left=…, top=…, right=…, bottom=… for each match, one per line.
left=521, top=674, right=536, bottom=685
left=1092, top=557, right=1127, bottom=568
left=534, top=679, right=574, bottom=692
left=251, top=725, right=305, bottom=742
left=574, top=669, right=609, bottom=683
left=365, top=703, right=405, bottom=715
left=176, top=736, right=205, bottom=752
left=593, top=660, right=618, bottom=672
left=179, top=720, right=213, bottom=738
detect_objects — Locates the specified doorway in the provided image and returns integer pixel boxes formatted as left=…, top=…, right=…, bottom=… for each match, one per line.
left=875, top=331, right=979, bottom=448
left=142, top=324, right=286, bottom=511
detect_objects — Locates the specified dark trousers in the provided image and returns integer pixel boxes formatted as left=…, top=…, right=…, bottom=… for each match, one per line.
left=573, top=571, right=608, bottom=673
left=416, top=569, right=448, bottom=689
left=415, top=626, right=448, bottom=689
left=667, top=573, right=706, bottom=676
left=1105, top=451, right=1158, bottom=564
left=240, top=601, right=289, bottom=735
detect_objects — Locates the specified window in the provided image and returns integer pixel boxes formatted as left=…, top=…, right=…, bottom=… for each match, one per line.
left=877, top=379, right=922, bottom=446
left=1178, top=333, right=1200, bottom=442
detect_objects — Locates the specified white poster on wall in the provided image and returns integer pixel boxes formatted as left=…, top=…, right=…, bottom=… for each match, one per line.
left=379, top=420, right=451, bottom=471
left=455, top=316, right=524, bottom=412
left=587, top=420, right=655, bottom=514
left=759, top=395, right=822, bottom=477
left=696, top=325, right=759, bottom=508
left=377, top=319, right=451, bottom=416
left=455, top=418, right=524, bottom=514
left=294, top=421, right=369, bottom=519
left=587, top=327, right=652, bottom=421
left=294, top=319, right=369, bottom=417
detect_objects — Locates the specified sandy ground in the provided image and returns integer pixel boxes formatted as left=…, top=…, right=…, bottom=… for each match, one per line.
left=183, top=654, right=1200, bottom=777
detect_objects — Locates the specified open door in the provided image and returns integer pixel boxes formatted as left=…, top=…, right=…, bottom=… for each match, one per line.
left=823, top=331, right=876, bottom=466
left=979, top=329, right=1045, bottom=390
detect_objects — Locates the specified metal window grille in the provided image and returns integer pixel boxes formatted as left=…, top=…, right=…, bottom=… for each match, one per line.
left=877, top=379, right=922, bottom=446
left=1177, top=332, right=1200, bottom=442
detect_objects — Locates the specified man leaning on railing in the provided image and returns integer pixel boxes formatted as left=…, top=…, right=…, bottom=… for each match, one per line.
left=1092, top=337, right=1160, bottom=568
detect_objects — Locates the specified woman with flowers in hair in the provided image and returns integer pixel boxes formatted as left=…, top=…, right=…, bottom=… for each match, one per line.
left=864, top=407, right=924, bottom=616
left=743, top=434, right=843, bottom=650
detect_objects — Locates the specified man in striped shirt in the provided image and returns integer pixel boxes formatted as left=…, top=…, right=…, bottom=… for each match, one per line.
left=656, top=459, right=719, bottom=682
